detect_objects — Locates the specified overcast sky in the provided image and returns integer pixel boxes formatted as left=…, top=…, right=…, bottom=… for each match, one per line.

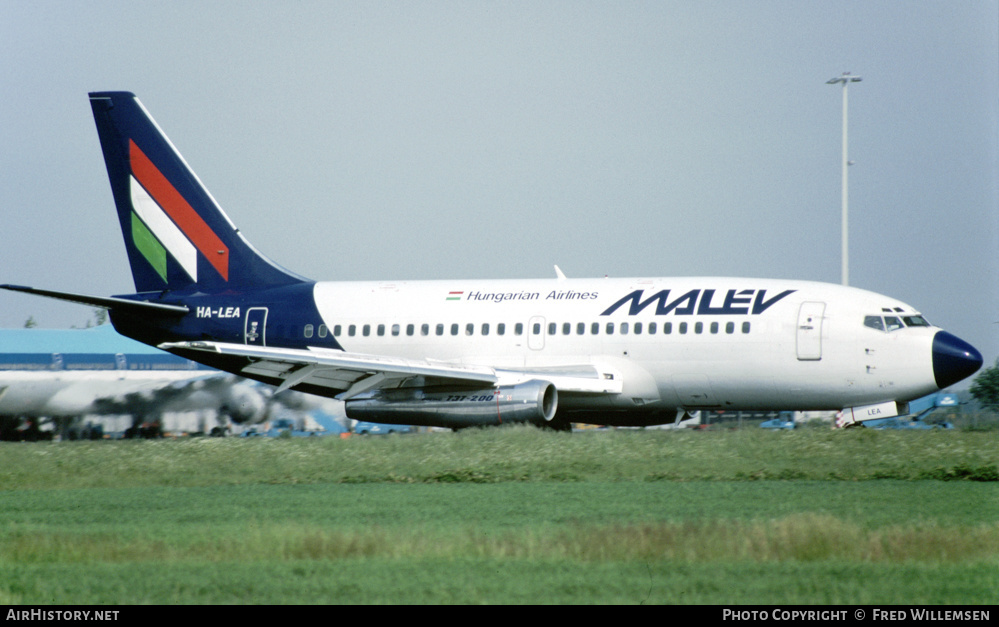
left=2, top=1, right=997, bottom=373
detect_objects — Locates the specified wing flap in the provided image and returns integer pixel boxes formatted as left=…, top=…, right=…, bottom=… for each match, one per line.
left=160, top=341, right=498, bottom=398
left=160, top=341, right=624, bottom=399
left=496, top=366, right=623, bottom=394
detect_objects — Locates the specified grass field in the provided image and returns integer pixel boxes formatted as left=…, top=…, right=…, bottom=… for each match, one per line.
left=0, top=427, right=996, bottom=604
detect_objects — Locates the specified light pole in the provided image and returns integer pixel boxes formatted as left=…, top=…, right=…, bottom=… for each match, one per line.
left=827, top=72, right=862, bottom=286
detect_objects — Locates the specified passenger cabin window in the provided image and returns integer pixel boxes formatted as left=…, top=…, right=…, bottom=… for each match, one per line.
left=515, top=323, right=524, bottom=335
left=497, top=323, right=506, bottom=336
left=304, top=324, right=314, bottom=338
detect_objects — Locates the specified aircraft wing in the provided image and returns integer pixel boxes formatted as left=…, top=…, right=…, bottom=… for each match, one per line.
left=159, top=341, right=622, bottom=399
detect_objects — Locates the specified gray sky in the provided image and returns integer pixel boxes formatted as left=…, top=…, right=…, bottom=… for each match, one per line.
left=2, top=1, right=997, bottom=375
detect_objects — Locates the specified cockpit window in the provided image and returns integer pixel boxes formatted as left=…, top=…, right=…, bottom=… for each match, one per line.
left=866, top=314, right=928, bottom=332
left=884, top=316, right=904, bottom=332
left=864, top=316, right=885, bottom=331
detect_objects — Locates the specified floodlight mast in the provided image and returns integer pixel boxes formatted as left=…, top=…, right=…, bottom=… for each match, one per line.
left=827, top=72, right=862, bottom=286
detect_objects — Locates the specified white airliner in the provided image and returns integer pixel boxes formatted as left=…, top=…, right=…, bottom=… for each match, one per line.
left=0, top=325, right=331, bottom=439
left=0, top=325, right=215, bottom=438
left=1, top=92, right=983, bottom=430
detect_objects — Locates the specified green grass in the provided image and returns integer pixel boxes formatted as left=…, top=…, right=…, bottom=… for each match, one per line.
left=0, top=427, right=996, bottom=603
left=1, top=426, right=996, bottom=488
left=3, top=560, right=996, bottom=605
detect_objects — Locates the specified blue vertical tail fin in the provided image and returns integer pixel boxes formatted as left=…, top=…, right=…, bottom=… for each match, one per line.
left=89, top=91, right=308, bottom=295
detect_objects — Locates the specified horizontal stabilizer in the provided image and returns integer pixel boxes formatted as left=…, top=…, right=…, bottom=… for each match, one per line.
left=0, top=284, right=189, bottom=316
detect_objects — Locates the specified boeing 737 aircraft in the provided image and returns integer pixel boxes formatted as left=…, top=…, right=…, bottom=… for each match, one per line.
left=1, top=92, right=983, bottom=430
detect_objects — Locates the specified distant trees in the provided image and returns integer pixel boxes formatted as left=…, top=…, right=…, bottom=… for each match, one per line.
left=969, top=359, right=999, bottom=412
left=83, top=308, right=108, bottom=328
left=20, top=308, right=108, bottom=329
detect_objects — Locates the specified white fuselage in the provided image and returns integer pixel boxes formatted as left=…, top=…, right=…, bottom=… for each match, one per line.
left=308, top=277, right=940, bottom=413
left=0, top=371, right=209, bottom=418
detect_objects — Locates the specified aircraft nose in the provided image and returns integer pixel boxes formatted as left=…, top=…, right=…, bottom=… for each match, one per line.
left=932, top=331, right=983, bottom=389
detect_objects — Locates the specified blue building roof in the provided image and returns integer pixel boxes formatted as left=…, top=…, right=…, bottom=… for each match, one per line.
left=0, top=325, right=214, bottom=371
left=0, top=325, right=161, bottom=354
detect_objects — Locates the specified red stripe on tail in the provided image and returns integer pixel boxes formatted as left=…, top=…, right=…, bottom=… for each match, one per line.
left=129, top=140, right=229, bottom=281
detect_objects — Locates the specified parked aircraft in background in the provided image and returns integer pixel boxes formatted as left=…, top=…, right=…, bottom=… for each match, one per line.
left=0, top=325, right=338, bottom=439
left=1, top=92, right=983, bottom=431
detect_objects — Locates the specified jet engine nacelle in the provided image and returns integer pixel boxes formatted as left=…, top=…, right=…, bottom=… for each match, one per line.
left=344, top=380, right=558, bottom=429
